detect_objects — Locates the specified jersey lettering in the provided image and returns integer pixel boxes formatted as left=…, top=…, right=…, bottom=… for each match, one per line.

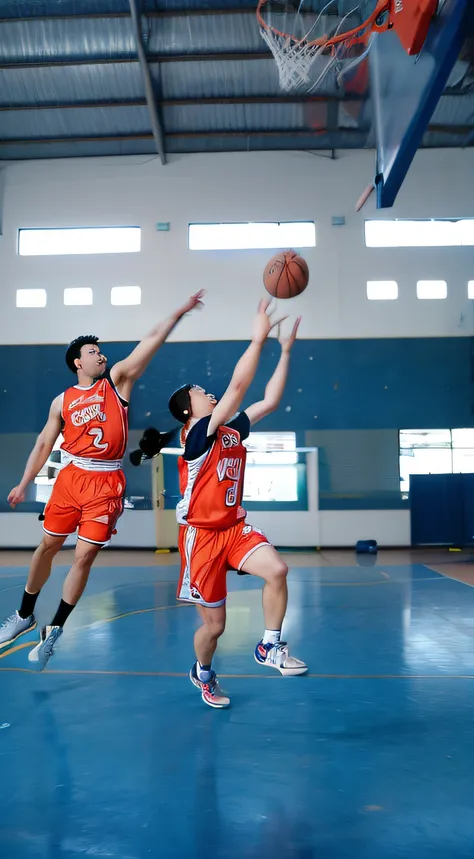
left=71, top=404, right=107, bottom=427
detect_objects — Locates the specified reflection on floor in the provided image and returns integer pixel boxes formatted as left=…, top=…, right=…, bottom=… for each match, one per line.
left=1, top=548, right=473, bottom=858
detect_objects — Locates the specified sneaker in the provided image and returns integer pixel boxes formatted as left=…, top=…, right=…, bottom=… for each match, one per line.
left=28, top=625, right=63, bottom=671
left=189, top=662, right=230, bottom=709
left=254, top=640, right=308, bottom=676
left=0, top=611, right=37, bottom=647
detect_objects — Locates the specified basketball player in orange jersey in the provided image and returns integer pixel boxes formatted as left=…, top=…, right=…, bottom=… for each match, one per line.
left=168, top=299, right=307, bottom=708
left=0, top=291, right=204, bottom=670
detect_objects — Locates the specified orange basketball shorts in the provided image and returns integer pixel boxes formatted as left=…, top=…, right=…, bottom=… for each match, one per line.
left=43, top=463, right=125, bottom=546
left=177, top=520, right=270, bottom=608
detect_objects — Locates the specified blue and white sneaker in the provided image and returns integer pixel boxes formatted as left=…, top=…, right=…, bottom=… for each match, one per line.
left=254, top=641, right=308, bottom=676
left=0, top=611, right=37, bottom=648
left=28, top=625, right=63, bottom=671
left=189, top=662, right=230, bottom=709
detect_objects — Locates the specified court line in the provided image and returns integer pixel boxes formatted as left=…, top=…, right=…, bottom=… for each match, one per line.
left=1, top=666, right=474, bottom=680
left=0, top=640, right=34, bottom=660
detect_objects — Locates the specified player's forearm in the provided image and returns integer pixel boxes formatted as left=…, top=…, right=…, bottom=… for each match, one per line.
left=144, top=303, right=187, bottom=348
left=229, top=340, right=264, bottom=395
left=262, top=350, right=291, bottom=410
left=18, top=440, right=54, bottom=490
left=118, top=303, right=191, bottom=381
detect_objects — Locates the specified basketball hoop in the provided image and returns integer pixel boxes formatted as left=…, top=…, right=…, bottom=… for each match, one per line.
left=257, top=0, right=439, bottom=92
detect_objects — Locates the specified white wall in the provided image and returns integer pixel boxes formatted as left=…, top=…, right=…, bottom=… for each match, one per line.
left=1, top=148, right=473, bottom=346
left=0, top=510, right=410, bottom=549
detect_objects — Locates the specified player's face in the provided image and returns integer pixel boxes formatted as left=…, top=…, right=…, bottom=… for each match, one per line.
left=189, top=385, right=217, bottom=418
left=77, top=344, right=107, bottom=378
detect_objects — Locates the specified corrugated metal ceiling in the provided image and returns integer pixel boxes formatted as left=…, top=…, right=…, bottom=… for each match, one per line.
left=0, top=1, right=472, bottom=161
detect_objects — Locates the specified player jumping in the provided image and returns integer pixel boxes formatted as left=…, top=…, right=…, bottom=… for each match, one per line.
left=0, top=291, right=204, bottom=669
left=133, top=299, right=307, bottom=708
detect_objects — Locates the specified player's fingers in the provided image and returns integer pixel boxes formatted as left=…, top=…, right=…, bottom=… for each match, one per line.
left=291, top=317, right=302, bottom=338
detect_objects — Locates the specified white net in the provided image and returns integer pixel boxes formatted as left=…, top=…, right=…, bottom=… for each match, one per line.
left=258, top=0, right=376, bottom=93
left=260, top=27, right=329, bottom=92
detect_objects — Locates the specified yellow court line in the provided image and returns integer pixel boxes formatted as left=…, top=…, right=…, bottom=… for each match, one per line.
left=70, top=601, right=189, bottom=633
left=1, top=666, right=474, bottom=680
left=0, top=640, right=35, bottom=660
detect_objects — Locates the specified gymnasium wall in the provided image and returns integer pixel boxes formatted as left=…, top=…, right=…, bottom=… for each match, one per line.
left=0, top=149, right=473, bottom=547
left=1, top=148, right=473, bottom=344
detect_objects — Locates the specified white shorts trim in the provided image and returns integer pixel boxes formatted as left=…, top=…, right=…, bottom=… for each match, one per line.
left=177, top=595, right=226, bottom=609
left=237, top=541, right=270, bottom=572
left=77, top=535, right=108, bottom=547
left=43, top=527, right=73, bottom=538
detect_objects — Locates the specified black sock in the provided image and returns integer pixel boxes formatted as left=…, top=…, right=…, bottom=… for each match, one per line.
left=18, top=590, right=40, bottom=620
left=51, top=599, right=76, bottom=628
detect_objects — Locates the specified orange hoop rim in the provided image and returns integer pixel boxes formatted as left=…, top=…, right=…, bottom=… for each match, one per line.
left=256, top=0, right=394, bottom=49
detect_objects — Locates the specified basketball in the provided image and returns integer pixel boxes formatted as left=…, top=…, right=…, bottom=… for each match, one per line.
left=263, top=250, right=309, bottom=299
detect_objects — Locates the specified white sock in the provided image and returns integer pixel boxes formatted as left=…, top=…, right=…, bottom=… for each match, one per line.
left=262, top=629, right=281, bottom=646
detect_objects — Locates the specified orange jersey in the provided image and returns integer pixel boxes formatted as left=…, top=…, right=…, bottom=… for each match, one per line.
left=61, top=370, right=128, bottom=462
left=177, top=413, right=250, bottom=531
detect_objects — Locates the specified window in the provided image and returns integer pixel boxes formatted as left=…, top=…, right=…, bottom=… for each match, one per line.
left=64, top=287, right=93, bottom=306
left=365, top=219, right=474, bottom=248
left=468, top=281, right=474, bottom=299
left=34, top=435, right=64, bottom=503
left=243, top=432, right=298, bottom=502
left=188, top=221, right=316, bottom=251
left=19, top=227, right=141, bottom=256
left=16, top=288, right=47, bottom=308
left=367, top=280, right=398, bottom=300
left=416, top=280, right=447, bottom=300
left=111, top=286, right=141, bottom=306
left=399, top=429, right=474, bottom=495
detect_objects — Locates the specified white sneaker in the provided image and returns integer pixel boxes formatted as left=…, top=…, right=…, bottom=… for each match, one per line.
left=189, top=662, right=231, bottom=709
left=0, top=611, right=36, bottom=647
left=28, top=625, right=63, bottom=671
left=254, top=640, right=308, bottom=676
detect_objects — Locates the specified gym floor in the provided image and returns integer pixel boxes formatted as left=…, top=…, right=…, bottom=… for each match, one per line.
left=1, top=548, right=473, bottom=858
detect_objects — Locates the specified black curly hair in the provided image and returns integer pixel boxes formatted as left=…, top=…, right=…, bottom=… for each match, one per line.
left=65, top=335, right=100, bottom=373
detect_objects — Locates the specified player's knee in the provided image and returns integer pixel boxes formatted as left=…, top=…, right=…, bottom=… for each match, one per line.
left=40, top=534, right=64, bottom=557
left=271, top=558, right=288, bottom=582
left=74, top=544, right=100, bottom=573
left=205, top=614, right=226, bottom=639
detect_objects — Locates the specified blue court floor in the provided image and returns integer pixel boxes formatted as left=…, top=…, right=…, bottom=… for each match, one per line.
left=1, top=554, right=474, bottom=859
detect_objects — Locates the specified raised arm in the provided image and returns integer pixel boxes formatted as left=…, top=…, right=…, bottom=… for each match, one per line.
left=207, top=298, right=286, bottom=437
left=245, top=317, right=301, bottom=426
left=110, top=290, right=205, bottom=399
left=8, top=395, right=63, bottom=508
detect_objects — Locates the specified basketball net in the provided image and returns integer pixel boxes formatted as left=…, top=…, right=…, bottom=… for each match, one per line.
left=257, top=0, right=439, bottom=93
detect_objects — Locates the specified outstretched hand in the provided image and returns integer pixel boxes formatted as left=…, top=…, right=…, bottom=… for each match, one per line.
left=180, top=290, right=205, bottom=315
left=252, top=297, right=288, bottom=345
left=8, top=485, right=25, bottom=509
left=279, top=316, right=302, bottom=353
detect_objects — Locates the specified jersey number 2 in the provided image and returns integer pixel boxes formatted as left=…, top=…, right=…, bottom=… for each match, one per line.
left=88, top=427, right=109, bottom=452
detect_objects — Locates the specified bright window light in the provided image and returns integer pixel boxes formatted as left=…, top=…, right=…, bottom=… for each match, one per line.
left=367, top=280, right=398, bottom=300
left=16, top=288, right=47, bottom=308
left=365, top=219, right=474, bottom=248
left=243, top=432, right=298, bottom=502
left=399, top=429, right=474, bottom=494
left=111, top=286, right=141, bottom=306
left=468, top=281, right=474, bottom=299
left=19, top=227, right=141, bottom=256
left=416, top=280, right=447, bottom=300
left=64, top=287, right=93, bottom=306
left=189, top=222, right=316, bottom=251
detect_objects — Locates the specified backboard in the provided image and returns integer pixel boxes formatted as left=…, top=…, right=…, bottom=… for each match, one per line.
left=370, top=0, right=472, bottom=208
